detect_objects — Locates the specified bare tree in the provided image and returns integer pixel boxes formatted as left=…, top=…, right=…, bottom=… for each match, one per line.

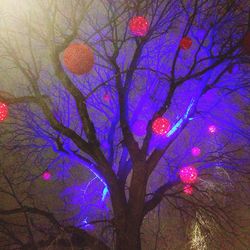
left=0, top=0, right=249, bottom=249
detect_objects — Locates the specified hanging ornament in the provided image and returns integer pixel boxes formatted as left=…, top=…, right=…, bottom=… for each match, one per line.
left=152, top=117, right=171, bottom=135
left=132, top=120, right=147, bottom=137
left=63, top=43, right=94, bottom=75
left=243, top=32, right=250, bottom=54
left=103, top=93, right=111, bottom=103
left=179, top=165, right=198, bottom=184
left=0, top=102, right=8, bottom=122
left=208, top=125, right=217, bottom=134
left=129, top=16, right=149, bottom=37
left=180, top=36, right=192, bottom=50
left=183, top=184, right=193, bottom=195
left=191, top=147, right=201, bottom=157
left=42, top=171, right=51, bottom=181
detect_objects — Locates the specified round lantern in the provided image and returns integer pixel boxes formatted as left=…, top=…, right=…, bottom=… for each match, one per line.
left=191, top=147, right=201, bottom=157
left=179, top=165, right=198, bottom=184
left=152, top=117, right=171, bottom=135
left=42, top=171, right=51, bottom=181
left=243, top=32, right=250, bottom=54
left=129, top=16, right=149, bottom=37
left=0, top=102, right=8, bottom=122
left=180, top=36, right=192, bottom=50
left=103, top=93, right=111, bottom=103
left=63, top=43, right=94, bottom=75
left=183, top=184, right=193, bottom=195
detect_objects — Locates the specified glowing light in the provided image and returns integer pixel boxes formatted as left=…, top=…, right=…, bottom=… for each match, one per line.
left=132, top=120, right=147, bottom=136
left=243, top=32, right=250, bottom=54
left=152, top=117, right=171, bottom=135
left=129, top=16, right=149, bottom=37
left=191, top=147, right=201, bottom=157
left=101, top=186, right=108, bottom=201
left=179, top=166, right=198, bottom=184
left=63, top=43, right=94, bottom=75
left=183, top=184, right=193, bottom=195
left=42, top=171, right=51, bottom=181
left=180, top=36, right=192, bottom=50
left=0, top=102, right=8, bottom=122
left=208, top=125, right=217, bottom=134
left=103, top=93, right=111, bottom=102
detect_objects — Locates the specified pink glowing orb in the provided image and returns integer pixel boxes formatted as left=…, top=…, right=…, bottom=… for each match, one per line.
left=208, top=125, right=217, bottom=134
left=191, top=147, right=201, bottom=157
left=132, top=120, right=147, bottom=137
left=103, top=93, right=111, bottom=102
left=129, top=16, right=149, bottom=37
left=183, top=184, right=193, bottom=195
left=179, top=166, right=198, bottom=184
left=152, top=117, right=171, bottom=135
left=42, top=171, right=51, bottom=181
left=0, top=102, right=8, bottom=122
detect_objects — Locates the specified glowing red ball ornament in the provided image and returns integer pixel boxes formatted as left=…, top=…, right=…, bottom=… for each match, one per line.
left=191, top=147, right=201, bottom=157
left=180, top=36, right=192, bottom=50
left=42, top=171, right=51, bottom=181
left=63, top=43, right=94, bottom=75
left=129, top=16, right=149, bottom=37
left=0, top=102, right=8, bottom=122
left=179, top=166, right=198, bottom=184
left=183, top=184, right=193, bottom=195
left=103, top=93, right=111, bottom=103
left=152, top=117, right=171, bottom=135
left=243, top=32, right=250, bottom=54
left=208, top=125, right=217, bottom=134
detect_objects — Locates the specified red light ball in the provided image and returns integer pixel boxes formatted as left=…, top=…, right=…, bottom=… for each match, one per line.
left=243, top=32, right=250, bottom=54
left=103, top=93, right=111, bottom=103
left=42, top=171, right=51, bottom=181
left=191, top=147, right=201, bottom=157
left=0, top=102, right=8, bottom=122
left=129, top=16, right=149, bottom=37
left=179, top=166, right=198, bottom=184
left=180, top=36, right=192, bottom=50
left=152, top=117, right=171, bottom=135
left=183, top=184, right=193, bottom=195
left=208, top=125, right=217, bottom=134
left=63, top=43, right=94, bottom=75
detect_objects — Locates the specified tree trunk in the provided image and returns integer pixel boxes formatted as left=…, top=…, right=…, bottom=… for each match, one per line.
left=115, top=217, right=142, bottom=250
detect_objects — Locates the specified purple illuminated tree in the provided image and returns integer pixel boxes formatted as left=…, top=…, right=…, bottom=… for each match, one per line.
left=0, top=0, right=250, bottom=249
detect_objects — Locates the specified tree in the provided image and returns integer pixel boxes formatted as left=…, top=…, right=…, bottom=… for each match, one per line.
left=0, top=0, right=249, bottom=249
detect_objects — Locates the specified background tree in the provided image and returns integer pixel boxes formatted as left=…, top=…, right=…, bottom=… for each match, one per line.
left=0, top=0, right=249, bottom=249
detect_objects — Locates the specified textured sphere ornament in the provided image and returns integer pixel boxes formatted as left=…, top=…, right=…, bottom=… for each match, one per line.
left=208, top=125, right=217, bottom=134
left=179, top=166, right=198, bottom=184
left=183, top=184, right=193, bottom=195
left=243, top=32, right=250, bottom=53
left=191, top=147, right=201, bottom=157
left=42, top=171, right=51, bottom=181
left=103, top=93, right=111, bottom=103
left=129, top=16, right=149, bottom=37
left=152, top=117, right=171, bottom=135
left=63, top=43, right=94, bottom=75
left=180, top=36, right=192, bottom=50
left=0, top=102, right=8, bottom=122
